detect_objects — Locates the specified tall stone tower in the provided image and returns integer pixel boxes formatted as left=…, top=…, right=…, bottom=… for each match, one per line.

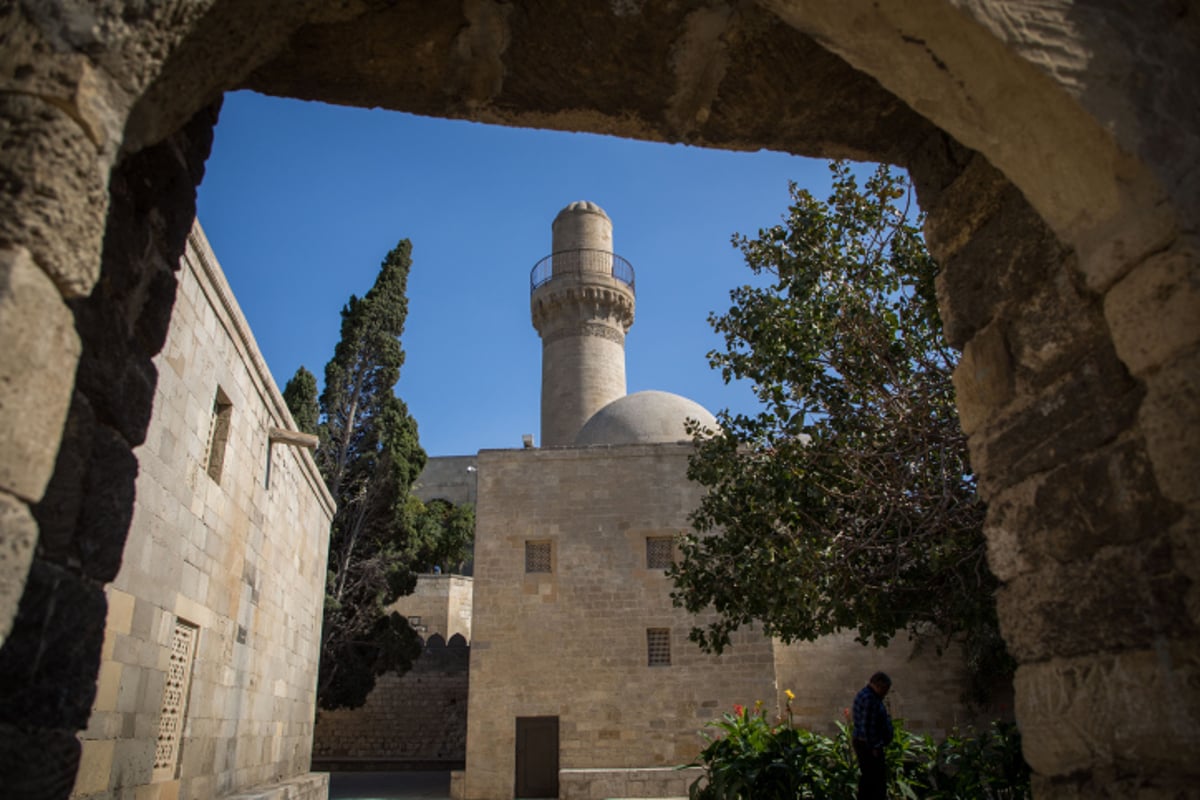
left=531, top=201, right=636, bottom=446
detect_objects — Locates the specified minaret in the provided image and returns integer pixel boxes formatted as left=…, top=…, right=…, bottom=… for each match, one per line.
left=530, top=201, right=636, bottom=447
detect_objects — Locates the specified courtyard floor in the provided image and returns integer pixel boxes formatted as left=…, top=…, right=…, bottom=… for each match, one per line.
left=328, top=771, right=452, bottom=799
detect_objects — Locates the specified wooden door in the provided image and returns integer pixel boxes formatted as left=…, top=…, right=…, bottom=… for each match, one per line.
left=515, top=716, right=559, bottom=798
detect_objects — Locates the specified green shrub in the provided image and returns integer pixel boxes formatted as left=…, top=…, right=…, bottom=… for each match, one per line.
left=687, top=697, right=1030, bottom=800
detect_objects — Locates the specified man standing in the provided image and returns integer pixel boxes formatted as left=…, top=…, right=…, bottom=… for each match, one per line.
left=852, top=672, right=894, bottom=800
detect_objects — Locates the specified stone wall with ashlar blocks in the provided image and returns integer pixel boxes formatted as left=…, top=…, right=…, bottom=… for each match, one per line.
left=312, top=636, right=470, bottom=769
left=311, top=574, right=473, bottom=769
left=459, top=444, right=978, bottom=800
left=70, top=221, right=334, bottom=800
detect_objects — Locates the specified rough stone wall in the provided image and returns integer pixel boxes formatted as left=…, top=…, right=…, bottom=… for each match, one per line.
left=906, top=141, right=1198, bottom=797
left=312, top=639, right=469, bottom=769
left=68, top=222, right=334, bottom=799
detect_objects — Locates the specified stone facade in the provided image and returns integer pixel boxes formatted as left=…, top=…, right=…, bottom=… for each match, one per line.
left=0, top=4, right=1195, bottom=797
left=412, top=456, right=479, bottom=509
left=459, top=444, right=978, bottom=800
left=389, top=574, right=474, bottom=644
left=69, top=222, right=333, bottom=800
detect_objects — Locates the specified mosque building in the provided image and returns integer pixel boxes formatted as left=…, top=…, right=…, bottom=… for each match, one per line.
left=442, top=201, right=977, bottom=800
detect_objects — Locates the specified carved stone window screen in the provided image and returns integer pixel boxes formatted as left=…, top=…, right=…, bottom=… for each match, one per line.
left=646, top=536, right=675, bottom=569
left=647, top=628, right=671, bottom=667
left=525, top=541, right=552, bottom=573
left=152, top=617, right=199, bottom=781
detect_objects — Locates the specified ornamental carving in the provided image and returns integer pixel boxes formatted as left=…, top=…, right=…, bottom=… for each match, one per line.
left=531, top=283, right=635, bottom=335
left=540, top=322, right=626, bottom=346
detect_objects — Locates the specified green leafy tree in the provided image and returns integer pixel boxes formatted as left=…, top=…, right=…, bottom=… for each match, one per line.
left=313, top=239, right=473, bottom=710
left=283, top=365, right=319, bottom=435
left=672, top=162, right=1009, bottom=696
left=408, top=497, right=476, bottom=574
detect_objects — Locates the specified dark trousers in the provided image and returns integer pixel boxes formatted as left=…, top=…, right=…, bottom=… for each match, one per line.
left=853, top=739, right=887, bottom=800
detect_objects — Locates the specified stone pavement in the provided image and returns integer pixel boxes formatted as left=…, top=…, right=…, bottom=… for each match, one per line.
left=328, top=771, right=451, bottom=799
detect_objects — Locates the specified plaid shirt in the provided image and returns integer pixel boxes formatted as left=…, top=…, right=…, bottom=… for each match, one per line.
left=852, top=684, right=894, bottom=750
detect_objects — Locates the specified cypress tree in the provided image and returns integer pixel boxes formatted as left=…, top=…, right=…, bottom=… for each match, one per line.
left=282, top=365, right=319, bottom=435
left=315, top=239, right=428, bottom=710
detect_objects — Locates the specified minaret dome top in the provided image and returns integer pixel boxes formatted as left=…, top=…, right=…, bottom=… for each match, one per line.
left=552, top=200, right=613, bottom=254
left=554, top=200, right=610, bottom=223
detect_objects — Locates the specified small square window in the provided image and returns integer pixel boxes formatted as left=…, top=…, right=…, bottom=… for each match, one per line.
left=647, top=628, right=671, bottom=667
left=525, top=541, right=552, bottom=573
left=646, top=536, right=675, bottom=569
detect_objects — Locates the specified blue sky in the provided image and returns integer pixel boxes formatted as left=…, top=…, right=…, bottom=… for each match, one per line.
left=195, top=90, right=840, bottom=456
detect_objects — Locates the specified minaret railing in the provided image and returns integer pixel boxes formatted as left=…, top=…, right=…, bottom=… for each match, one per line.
left=530, top=249, right=635, bottom=293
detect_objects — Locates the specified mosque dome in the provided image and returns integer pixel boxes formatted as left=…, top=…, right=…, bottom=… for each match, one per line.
left=573, top=390, right=718, bottom=446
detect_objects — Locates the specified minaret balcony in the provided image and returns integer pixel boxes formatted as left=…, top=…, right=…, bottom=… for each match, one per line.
left=530, top=249, right=635, bottom=294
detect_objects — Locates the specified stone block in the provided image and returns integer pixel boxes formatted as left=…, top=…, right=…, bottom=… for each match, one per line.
left=1015, top=643, right=1200, bottom=780
left=0, top=9, right=128, bottom=155
left=952, top=320, right=1013, bottom=435
left=983, top=437, right=1178, bottom=582
left=968, top=343, right=1142, bottom=498
left=921, top=151, right=1007, bottom=262
left=1105, top=246, right=1200, bottom=377
left=1005, top=254, right=1105, bottom=389
left=0, top=246, right=82, bottom=503
left=0, top=722, right=81, bottom=799
left=93, top=659, right=124, bottom=713
left=0, top=560, right=105, bottom=730
left=32, top=389, right=95, bottom=561
left=1137, top=348, right=1200, bottom=507
left=76, top=423, right=141, bottom=582
left=73, top=736, right=116, bottom=795
left=1168, top=514, right=1200, bottom=627
left=996, top=535, right=1191, bottom=662
left=110, top=736, right=155, bottom=790
left=0, top=95, right=107, bottom=297
left=108, top=587, right=137, bottom=636
left=0, top=491, right=37, bottom=648
left=933, top=178, right=1067, bottom=348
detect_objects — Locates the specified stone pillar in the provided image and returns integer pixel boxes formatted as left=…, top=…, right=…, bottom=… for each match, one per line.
left=531, top=202, right=636, bottom=447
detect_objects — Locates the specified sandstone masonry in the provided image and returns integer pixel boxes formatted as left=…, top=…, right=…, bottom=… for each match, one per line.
left=70, top=222, right=333, bottom=800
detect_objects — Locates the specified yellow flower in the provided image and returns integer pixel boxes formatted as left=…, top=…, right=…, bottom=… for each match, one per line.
left=785, top=689, right=795, bottom=701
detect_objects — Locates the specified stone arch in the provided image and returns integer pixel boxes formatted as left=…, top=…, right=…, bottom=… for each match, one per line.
left=0, top=3, right=1194, bottom=798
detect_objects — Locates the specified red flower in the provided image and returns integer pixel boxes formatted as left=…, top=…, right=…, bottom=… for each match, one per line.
left=734, top=704, right=744, bottom=717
